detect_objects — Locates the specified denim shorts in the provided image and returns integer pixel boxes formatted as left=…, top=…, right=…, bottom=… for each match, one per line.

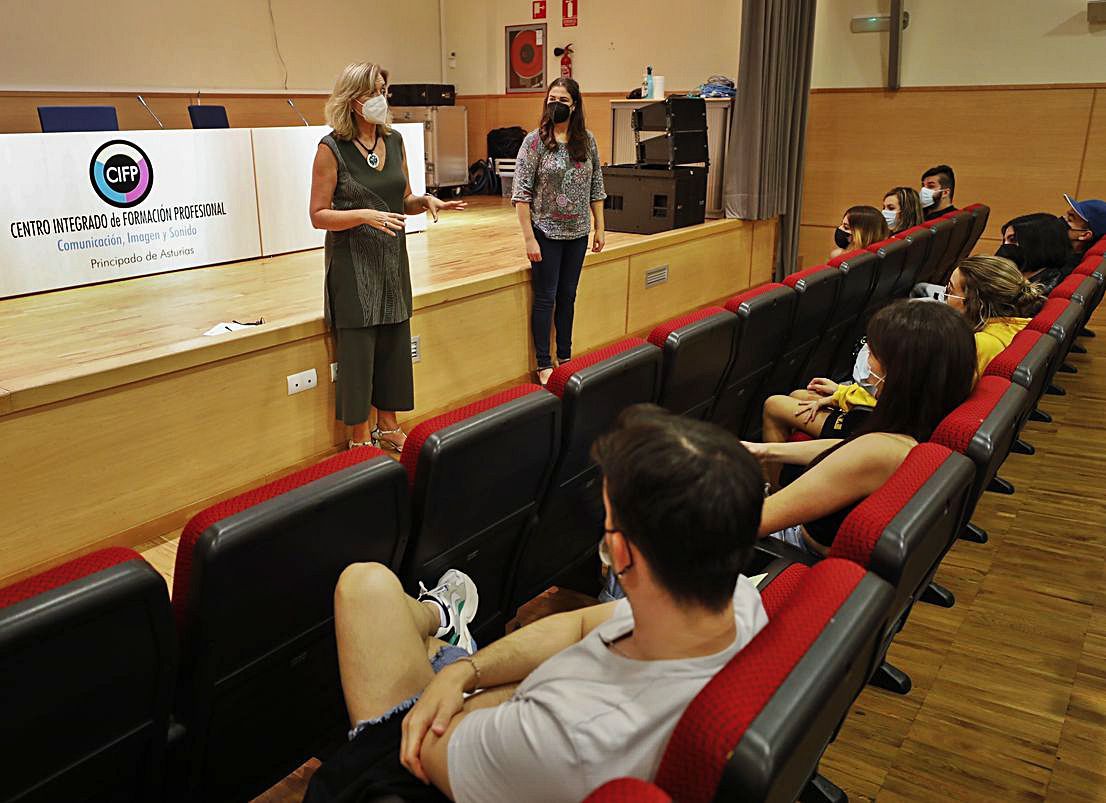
left=348, top=644, right=470, bottom=740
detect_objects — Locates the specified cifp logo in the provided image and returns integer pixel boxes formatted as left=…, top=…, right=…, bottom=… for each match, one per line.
left=89, top=140, right=153, bottom=208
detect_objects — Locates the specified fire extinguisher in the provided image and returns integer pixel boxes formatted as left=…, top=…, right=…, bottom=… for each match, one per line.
left=554, top=44, right=573, bottom=78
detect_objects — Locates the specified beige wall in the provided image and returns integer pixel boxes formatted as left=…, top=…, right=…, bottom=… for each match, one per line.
left=813, top=0, right=1106, bottom=89
left=0, top=0, right=443, bottom=91
left=444, top=0, right=742, bottom=95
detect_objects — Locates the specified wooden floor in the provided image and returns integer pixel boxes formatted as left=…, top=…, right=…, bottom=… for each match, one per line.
left=137, top=303, right=1106, bottom=803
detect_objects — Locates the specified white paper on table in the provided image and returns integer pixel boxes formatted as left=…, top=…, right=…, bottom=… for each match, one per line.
left=203, top=321, right=256, bottom=337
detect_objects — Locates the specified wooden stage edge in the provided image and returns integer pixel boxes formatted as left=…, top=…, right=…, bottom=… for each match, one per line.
left=0, top=198, right=778, bottom=584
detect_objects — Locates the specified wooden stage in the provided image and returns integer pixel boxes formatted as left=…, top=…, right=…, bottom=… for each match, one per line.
left=0, top=197, right=777, bottom=583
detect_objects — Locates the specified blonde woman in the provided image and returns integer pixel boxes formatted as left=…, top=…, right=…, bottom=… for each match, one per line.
left=310, top=63, right=465, bottom=450
left=941, top=255, right=1046, bottom=377
left=829, top=205, right=890, bottom=259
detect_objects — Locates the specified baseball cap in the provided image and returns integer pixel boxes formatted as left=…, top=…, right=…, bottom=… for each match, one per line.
left=1064, top=194, right=1106, bottom=238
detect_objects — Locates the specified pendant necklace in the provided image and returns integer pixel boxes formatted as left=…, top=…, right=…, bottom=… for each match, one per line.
left=357, top=132, right=381, bottom=169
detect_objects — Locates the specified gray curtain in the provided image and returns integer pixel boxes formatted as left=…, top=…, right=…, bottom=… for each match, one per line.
left=723, top=0, right=817, bottom=280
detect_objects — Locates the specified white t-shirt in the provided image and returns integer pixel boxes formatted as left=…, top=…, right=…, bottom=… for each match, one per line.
left=447, top=576, right=769, bottom=803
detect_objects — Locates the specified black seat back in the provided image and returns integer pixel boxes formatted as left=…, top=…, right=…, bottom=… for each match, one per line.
left=1, top=549, right=175, bottom=803
left=650, top=308, right=738, bottom=420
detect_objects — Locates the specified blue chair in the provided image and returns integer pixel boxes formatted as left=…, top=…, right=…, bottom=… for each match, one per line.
left=37, top=105, right=119, bottom=133
left=188, top=105, right=230, bottom=129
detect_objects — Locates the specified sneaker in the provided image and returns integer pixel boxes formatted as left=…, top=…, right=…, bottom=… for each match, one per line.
left=417, top=569, right=479, bottom=654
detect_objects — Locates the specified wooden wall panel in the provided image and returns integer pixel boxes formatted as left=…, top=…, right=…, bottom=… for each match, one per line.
left=802, top=87, right=1096, bottom=245
left=1078, top=89, right=1106, bottom=201
left=750, top=218, right=780, bottom=286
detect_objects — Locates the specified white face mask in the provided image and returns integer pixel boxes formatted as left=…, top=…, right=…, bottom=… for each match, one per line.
left=882, top=209, right=898, bottom=228
left=919, top=186, right=938, bottom=208
left=359, top=95, right=388, bottom=124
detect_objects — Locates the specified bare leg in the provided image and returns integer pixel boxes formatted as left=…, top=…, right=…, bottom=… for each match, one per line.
left=350, top=420, right=371, bottom=444
left=334, top=562, right=443, bottom=724
left=374, top=409, right=407, bottom=450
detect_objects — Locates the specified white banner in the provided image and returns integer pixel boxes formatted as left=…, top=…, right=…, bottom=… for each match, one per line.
left=253, top=124, right=428, bottom=257
left=0, top=129, right=261, bottom=298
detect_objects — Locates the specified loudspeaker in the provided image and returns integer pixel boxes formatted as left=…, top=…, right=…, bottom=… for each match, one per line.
left=1089, top=0, right=1106, bottom=23
left=602, top=165, right=707, bottom=234
left=636, top=131, right=709, bottom=168
left=631, top=96, right=708, bottom=133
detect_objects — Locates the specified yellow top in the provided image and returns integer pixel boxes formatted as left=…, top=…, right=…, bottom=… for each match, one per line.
left=975, top=317, right=1031, bottom=378
left=829, top=382, right=877, bottom=412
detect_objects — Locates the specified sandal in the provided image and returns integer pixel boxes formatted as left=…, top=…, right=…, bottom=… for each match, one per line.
left=347, top=439, right=374, bottom=450
left=371, top=425, right=407, bottom=453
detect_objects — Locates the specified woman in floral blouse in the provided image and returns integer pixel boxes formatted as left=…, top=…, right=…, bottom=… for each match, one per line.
left=512, top=77, right=607, bottom=387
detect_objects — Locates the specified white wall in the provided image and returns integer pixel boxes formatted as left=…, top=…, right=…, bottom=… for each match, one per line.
left=813, top=0, right=1106, bottom=89
left=0, top=0, right=444, bottom=91
left=444, top=0, right=742, bottom=95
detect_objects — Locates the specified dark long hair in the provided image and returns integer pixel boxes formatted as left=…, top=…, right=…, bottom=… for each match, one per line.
left=1010, top=215, right=1073, bottom=273
left=855, top=300, right=976, bottom=443
left=845, top=205, right=890, bottom=249
left=538, top=77, right=589, bottom=163
left=884, top=186, right=924, bottom=233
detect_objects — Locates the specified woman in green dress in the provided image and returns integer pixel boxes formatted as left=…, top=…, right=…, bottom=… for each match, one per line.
left=310, top=63, right=464, bottom=450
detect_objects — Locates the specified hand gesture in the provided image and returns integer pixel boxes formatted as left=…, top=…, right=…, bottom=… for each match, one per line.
left=399, top=661, right=472, bottom=783
left=425, top=195, right=467, bottom=222
left=807, top=377, right=838, bottom=396
left=362, top=209, right=406, bottom=237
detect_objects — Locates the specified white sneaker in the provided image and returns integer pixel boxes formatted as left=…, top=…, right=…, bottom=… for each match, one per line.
left=417, top=569, right=479, bottom=654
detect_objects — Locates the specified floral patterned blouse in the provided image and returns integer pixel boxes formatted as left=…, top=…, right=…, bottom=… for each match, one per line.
left=511, top=129, right=606, bottom=240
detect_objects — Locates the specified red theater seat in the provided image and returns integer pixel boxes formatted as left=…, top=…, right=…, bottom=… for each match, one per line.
left=586, top=560, right=892, bottom=803
left=512, top=338, right=661, bottom=604
left=890, top=224, right=934, bottom=297
left=812, top=249, right=881, bottom=380
left=170, top=447, right=409, bottom=802
left=916, top=216, right=955, bottom=285
left=1, top=548, right=175, bottom=802
left=1029, top=296, right=1086, bottom=394
left=712, top=283, right=798, bottom=438
left=959, top=203, right=991, bottom=262
left=932, top=376, right=1028, bottom=544
left=648, top=306, right=738, bottom=420
left=401, top=384, right=561, bottom=639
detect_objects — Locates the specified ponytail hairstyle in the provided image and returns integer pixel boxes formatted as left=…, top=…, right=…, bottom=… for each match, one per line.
left=845, top=205, right=891, bottom=250
left=955, top=255, right=1046, bottom=331
left=538, top=77, right=589, bottom=163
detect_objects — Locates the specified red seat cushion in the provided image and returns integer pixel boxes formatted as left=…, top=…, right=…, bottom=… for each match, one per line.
left=828, top=248, right=867, bottom=267
left=1051, top=273, right=1090, bottom=300
left=654, top=559, right=865, bottom=803
left=1027, top=297, right=1070, bottom=335
left=1074, top=255, right=1104, bottom=276
left=545, top=339, right=648, bottom=399
left=172, top=446, right=387, bottom=623
left=892, top=223, right=930, bottom=241
left=931, top=375, right=1010, bottom=454
left=866, top=236, right=897, bottom=254
left=647, top=307, right=728, bottom=349
left=1088, top=237, right=1106, bottom=257
left=983, top=329, right=1044, bottom=381
left=830, top=443, right=955, bottom=566
left=758, top=563, right=808, bottom=618
left=782, top=264, right=831, bottom=288
left=0, top=547, right=143, bottom=609
left=399, top=385, right=546, bottom=481
left=584, top=778, right=673, bottom=803
left=723, top=282, right=789, bottom=313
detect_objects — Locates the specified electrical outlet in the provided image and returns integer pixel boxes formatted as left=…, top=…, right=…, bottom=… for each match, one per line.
left=330, top=362, right=338, bottom=382
left=286, top=368, right=318, bottom=395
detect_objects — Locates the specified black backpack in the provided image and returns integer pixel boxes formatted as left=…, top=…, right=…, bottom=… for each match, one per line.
left=487, top=126, right=527, bottom=160
left=465, top=159, right=500, bottom=195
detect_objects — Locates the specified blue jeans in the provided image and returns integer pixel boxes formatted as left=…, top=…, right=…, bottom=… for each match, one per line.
left=530, top=227, right=590, bottom=369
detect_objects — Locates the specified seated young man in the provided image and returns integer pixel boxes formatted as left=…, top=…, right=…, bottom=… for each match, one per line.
left=306, top=405, right=768, bottom=803
left=921, top=164, right=957, bottom=221
left=1062, top=193, right=1106, bottom=257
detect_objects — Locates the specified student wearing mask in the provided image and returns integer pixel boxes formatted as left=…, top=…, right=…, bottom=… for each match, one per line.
left=881, top=186, right=925, bottom=234
left=996, top=213, right=1075, bottom=294
left=920, top=164, right=957, bottom=221
left=830, top=205, right=890, bottom=260
left=745, top=300, right=976, bottom=553
left=512, top=78, right=607, bottom=388
left=1061, top=194, right=1106, bottom=256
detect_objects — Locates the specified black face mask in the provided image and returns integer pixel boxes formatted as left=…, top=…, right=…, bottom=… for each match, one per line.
left=834, top=227, right=851, bottom=249
left=547, top=101, right=571, bottom=124
left=995, top=243, right=1025, bottom=269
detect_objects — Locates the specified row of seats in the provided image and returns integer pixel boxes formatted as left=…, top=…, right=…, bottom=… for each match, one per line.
left=3, top=209, right=1099, bottom=802
left=584, top=239, right=1105, bottom=800
left=37, top=104, right=230, bottom=133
